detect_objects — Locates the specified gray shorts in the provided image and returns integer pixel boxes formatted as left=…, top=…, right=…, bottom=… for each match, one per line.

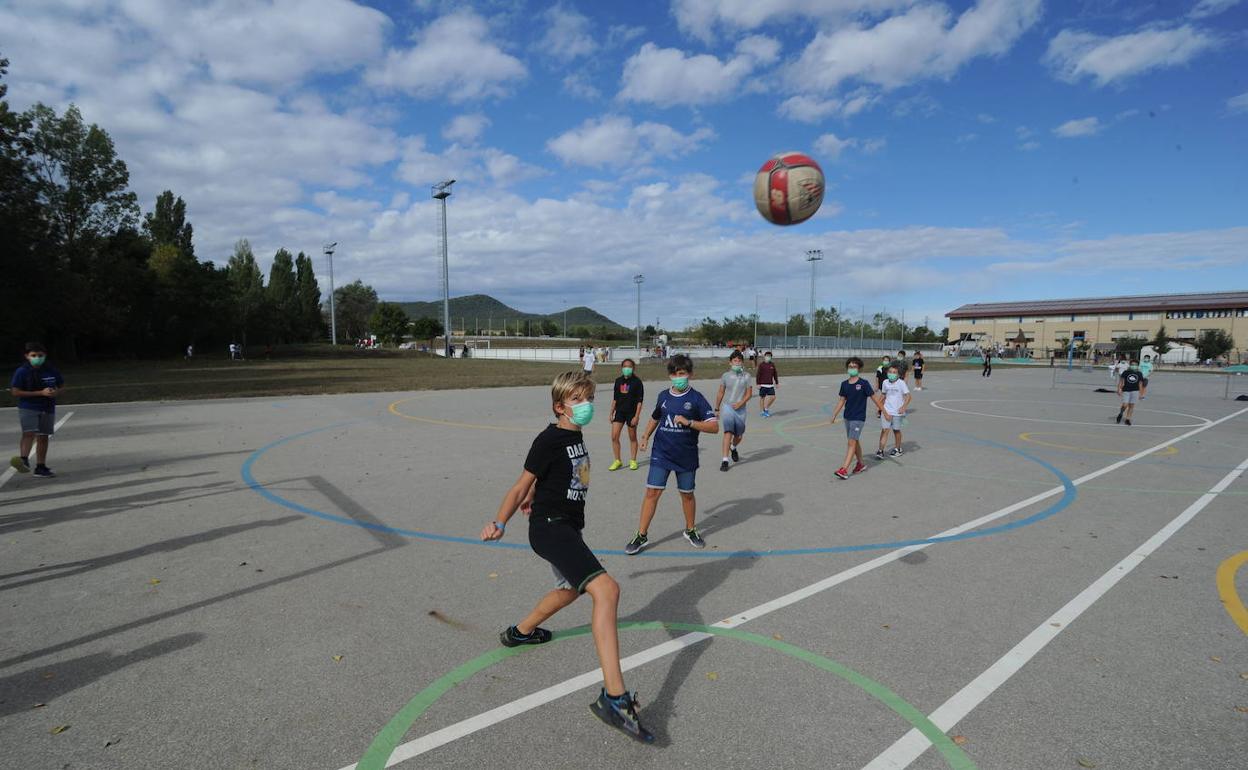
left=721, top=407, right=747, bottom=436
left=1121, top=391, right=1140, bottom=405
left=880, top=414, right=905, bottom=430
left=844, top=420, right=865, bottom=440
left=19, top=409, right=55, bottom=435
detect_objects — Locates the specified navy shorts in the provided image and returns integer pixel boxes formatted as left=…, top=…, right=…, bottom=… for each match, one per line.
left=759, top=386, right=775, bottom=397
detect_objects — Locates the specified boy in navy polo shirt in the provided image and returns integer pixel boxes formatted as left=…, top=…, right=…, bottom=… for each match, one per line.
left=10, top=342, right=65, bottom=478
left=828, top=357, right=885, bottom=480
left=626, top=354, right=718, bottom=554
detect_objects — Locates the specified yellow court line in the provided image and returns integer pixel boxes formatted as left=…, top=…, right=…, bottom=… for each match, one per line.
left=1216, top=551, right=1248, bottom=637
left=1017, top=432, right=1179, bottom=457
left=388, top=397, right=534, bottom=433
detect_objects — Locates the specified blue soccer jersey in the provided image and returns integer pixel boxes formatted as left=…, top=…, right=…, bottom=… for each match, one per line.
left=650, top=387, right=717, bottom=472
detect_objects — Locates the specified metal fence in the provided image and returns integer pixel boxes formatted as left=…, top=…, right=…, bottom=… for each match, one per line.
left=757, top=335, right=905, bottom=351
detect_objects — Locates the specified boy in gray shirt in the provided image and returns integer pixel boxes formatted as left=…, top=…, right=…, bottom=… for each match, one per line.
left=715, top=350, right=753, bottom=471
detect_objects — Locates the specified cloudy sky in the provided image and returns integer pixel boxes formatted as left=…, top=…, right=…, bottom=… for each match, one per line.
left=3, top=0, right=1246, bottom=329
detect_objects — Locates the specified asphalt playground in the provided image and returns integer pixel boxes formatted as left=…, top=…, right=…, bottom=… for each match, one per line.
left=2, top=364, right=1247, bottom=770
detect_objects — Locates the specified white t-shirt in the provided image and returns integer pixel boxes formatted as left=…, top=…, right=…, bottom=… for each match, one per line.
left=881, top=379, right=910, bottom=415
left=582, top=352, right=594, bottom=372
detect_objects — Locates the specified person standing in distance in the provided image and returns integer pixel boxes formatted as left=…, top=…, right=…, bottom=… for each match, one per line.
left=608, top=359, right=644, bottom=471
left=9, top=342, right=65, bottom=478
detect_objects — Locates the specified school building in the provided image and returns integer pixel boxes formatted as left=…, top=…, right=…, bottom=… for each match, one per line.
left=945, top=290, right=1248, bottom=355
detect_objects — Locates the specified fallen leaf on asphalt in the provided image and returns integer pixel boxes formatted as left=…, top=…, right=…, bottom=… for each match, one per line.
left=772, top=634, right=783, bottom=640
left=1241, top=672, right=1248, bottom=680
left=50, top=725, right=69, bottom=735
left=104, top=739, right=119, bottom=747
left=1050, top=623, right=1062, bottom=628
left=1235, top=706, right=1248, bottom=713
left=488, top=573, right=499, bottom=579
left=1076, top=758, right=1096, bottom=768
left=41, top=672, right=54, bottom=680
left=1211, top=656, right=1222, bottom=663
left=705, top=671, right=718, bottom=681
left=952, top=735, right=967, bottom=746
left=31, top=703, right=45, bottom=709
left=882, top=624, right=891, bottom=629
left=332, top=655, right=344, bottom=663
left=148, top=578, right=161, bottom=586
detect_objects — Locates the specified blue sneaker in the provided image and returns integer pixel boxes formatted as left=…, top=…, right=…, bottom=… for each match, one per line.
left=590, top=689, right=654, bottom=743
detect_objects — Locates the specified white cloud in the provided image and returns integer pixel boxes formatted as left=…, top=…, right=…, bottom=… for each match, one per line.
left=547, top=115, right=715, bottom=168
left=790, top=0, right=1042, bottom=93
left=1019, top=140, right=1040, bottom=151
left=1053, top=116, right=1102, bottom=137
left=1189, top=0, right=1243, bottom=19
left=443, top=113, right=490, bottom=144
left=1227, top=91, right=1248, bottom=114
left=777, top=90, right=876, bottom=122
left=618, top=36, right=780, bottom=106
left=976, top=112, right=997, bottom=124
left=366, top=11, right=526, bottom=101
left=672, top=0, right=914, bottom=42
left=397, top=136, right=546, bottom=188
left=536, top=4, right=596, bottom=62
left=814, top=133, right=855, bottom=159
left=562, top=73, right=601, bottom=99
left=988, top=227, right=1248, bottom=274
left=1044, top=25, right=1217, bottom=87
left=861, top=137, right=887, bottom=154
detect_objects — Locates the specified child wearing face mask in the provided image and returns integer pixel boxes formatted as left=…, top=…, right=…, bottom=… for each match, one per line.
left=715, top=350, right=753, bottom=471
left=829, top=356, right=886, bottom=480
left=757, top=351, right=779, bottom=417
left=609, top=359, right=644, bottom=471
left=10, top=342, right=65, bottom=478
left=875, top=364, right=912, bottom=459
left=626, top=354, right=719, bottom=554
left=481, top=370, right=654, bottom=743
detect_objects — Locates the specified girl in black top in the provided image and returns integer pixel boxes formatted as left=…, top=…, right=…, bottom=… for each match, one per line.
left=609, top=358, right=644, bottom=471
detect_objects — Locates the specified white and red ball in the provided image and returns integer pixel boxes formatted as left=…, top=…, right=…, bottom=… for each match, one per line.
left=753, top=152, right=825, bottom=226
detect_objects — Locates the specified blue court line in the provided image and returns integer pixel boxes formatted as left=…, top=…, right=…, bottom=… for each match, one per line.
left=240, top=421, right=1077, bottom=559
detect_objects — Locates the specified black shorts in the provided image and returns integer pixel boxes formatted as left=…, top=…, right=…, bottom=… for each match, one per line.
left=759, top=386, right=775, bottom=397
left=914, top=371, right=924, bottom=380
left=1142, top=377, right=1149, bottom=386
left=612, top=404, right=639, bottom=424
left=528, top=519, right=605, bottom=594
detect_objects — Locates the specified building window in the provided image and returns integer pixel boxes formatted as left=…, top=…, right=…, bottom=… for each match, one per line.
left=1177, top=329, right=1196, bottom=339
left=1110, top=330, right=1128, bottom=340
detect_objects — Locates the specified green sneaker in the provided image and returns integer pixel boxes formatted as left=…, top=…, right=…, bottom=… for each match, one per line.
left=10, top=456, right=30, bottom=474
left=608, top=459, right=623, bottom=471
left=628, top=459, right=638, bottom=470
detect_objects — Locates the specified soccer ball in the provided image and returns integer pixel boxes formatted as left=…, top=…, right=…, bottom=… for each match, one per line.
left=753, top=152, right=825, bottom=226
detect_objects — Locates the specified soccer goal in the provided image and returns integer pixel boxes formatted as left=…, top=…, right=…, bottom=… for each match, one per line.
left=1052, top=363, right=1117, bottom=391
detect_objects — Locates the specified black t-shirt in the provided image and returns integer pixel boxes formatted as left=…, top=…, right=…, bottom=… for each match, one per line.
left=613, top=375, right=644, bottom=416
left=1120, top=370, right=1143, bottom=392
left=523, top=425, right=590, bottom=528
left=912, top=357, right=924, bottom=373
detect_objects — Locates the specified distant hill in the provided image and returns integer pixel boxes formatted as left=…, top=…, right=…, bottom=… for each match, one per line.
left=397, top=294, right=629, bottom=334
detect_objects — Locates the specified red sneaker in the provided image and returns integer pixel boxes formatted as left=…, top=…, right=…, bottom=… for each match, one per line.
left=833, top=467, right=849, bottom=480
left=852, top=462, right=867, bottom=475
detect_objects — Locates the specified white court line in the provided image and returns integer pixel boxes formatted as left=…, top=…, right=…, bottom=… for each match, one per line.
left=339, top=405, right=1248, bottom=770
left=0, top=411, right=73, bottom=490
left=863, top=449, right=1248, bottom=770
left=929, top=399, right=1212, bottom=429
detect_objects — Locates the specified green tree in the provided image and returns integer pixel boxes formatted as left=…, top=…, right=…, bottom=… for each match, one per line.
left=294, top=252, right=324, bottom=342
left=267, top=248, right=298, bottom=343
left=1195, top=329, right=1233, bottom=362
left=411, top=316, right=444, bottom=344
left=143, top=190, right=194, bottom=259
left=1149, top=325, right=1172, bottom=357
left=370, top=302, right=410, bottom=346
left=540, top=319, right=559, bottom=336
left=333, top=279, right=378, bottom=340
left=226, top=239, right=266, bottom=345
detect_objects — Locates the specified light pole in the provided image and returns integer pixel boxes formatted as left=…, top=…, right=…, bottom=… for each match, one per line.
left=754, top=294, right=759, bottom=348
left=806, top=249, right=823, bottom=346
left=562, top=298, right=567, bottom=338
left=432, top=179, right=455, bottom=357
left=323, top=242, right=337, bottom=345
left=633, top=274, right=644, bottom=352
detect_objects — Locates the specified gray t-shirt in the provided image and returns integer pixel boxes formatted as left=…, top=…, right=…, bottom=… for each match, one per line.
left=720, top=369, right=751, bottom=411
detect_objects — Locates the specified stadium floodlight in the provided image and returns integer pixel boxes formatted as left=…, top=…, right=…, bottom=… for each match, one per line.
left=634, top=275, right=644, bottom=352
left=323, top=242, right=338, bottom=345
left=806, top=249, right=823, bottom=345
left=432, top=179, right=455, bottom=357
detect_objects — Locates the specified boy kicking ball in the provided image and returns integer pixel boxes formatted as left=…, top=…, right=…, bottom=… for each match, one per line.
left=829, top=357, right=885, bottom=480
left=1116, top=357, right=1143, bottom=426
left=875, top=365, right=911, bottom=459
left=626, top=354, right=718, bottom=554
left=482, top=371, right=653, bottom=743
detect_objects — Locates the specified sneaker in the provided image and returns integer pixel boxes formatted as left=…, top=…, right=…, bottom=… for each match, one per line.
left=608, top=459, right=623, bottom=471
left=9, top=456, right=30, bottom=474
left=499, top=625, right=553, bottom=647
left=760, top=409, right=770, bottom=418
left=1116, top=410, right=1123, bottom=424
left=624, top=532, right=648, bottom=555
left=889, top=447, right=902, bottom=457
left=874, top=449, right=885, bottom=460
left=720, top=460, right=730, bottom=472
left=628, top=460, right=638, bottom=471
left=731, top=447, right=740, bottom=463
left=834, top=467, right=849, bottom=480
left=33, top=465, right=55, bottom=478
left=852, top=462, right=867, bottom=475
left=1125, top=419, right=1132, bottom=426
left=683, top=528, right=706, bottom=549
left=590, top=689, right=655, bottom=744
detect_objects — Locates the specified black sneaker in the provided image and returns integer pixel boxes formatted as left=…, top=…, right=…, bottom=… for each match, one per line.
left=32, top=465, right=55, bottom=478
left=730, top=447, right=740, bottom=463
left=499, top=625, right=552, bottom=647
left=9, top=456, right=30, bottom=474
left=624, top=532, right=648, bottom=555
left=720, top=460, right=729, bottom=472
left=1125, top=419, right=1132, bottom=426
left=890, top=447, right=903, bottom=457
left=1116, top=411, right=1123, bottom=424
left=590, top=689, right=654, bottom=744
left=683, top=528, right=706, bottom=549
left=874, top=449, right=885, bottom=460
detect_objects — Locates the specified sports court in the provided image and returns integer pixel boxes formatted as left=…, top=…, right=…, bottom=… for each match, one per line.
left=2, top=364, right=1246, bottom=769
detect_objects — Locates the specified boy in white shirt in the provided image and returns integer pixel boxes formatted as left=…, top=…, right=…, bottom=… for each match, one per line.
left=875, top=364, right=912, bottom=459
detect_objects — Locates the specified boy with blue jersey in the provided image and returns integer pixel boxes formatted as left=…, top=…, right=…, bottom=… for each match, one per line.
left=829, top=357, right=885, bottom=480
left=10, top=342, right=65, bottom=478
left=626, top=354, right=718, bottom=554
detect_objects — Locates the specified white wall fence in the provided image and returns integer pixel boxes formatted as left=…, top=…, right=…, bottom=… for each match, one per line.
left=443, top=346, right=951, bottom=362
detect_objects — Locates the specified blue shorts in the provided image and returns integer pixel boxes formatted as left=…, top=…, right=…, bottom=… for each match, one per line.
left=646, top=463, right=696, bottom=493
left=720, top=407, right=746, bottom=436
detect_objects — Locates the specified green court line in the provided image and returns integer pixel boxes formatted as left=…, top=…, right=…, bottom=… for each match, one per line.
left=771, top=414, right=1248, bottom=498
left=354, top=621, right=976, bottom=770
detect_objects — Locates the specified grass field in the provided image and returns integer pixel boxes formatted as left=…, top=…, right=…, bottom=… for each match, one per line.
left=2, top=346, right=986, bottom=405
